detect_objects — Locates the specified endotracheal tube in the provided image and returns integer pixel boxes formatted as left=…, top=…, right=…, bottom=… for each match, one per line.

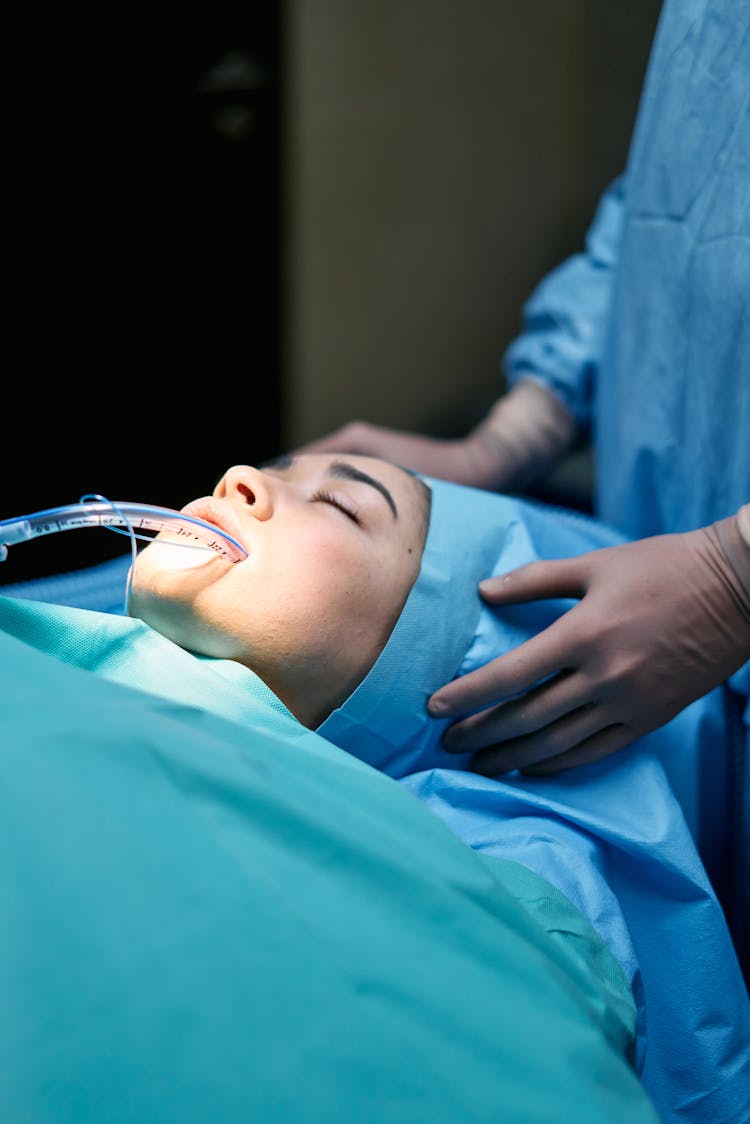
left=0, top=501, right=247, bottom=562
left=0, top=499, right=248, bottom=562
left=0, top=497, right=249, bottom=612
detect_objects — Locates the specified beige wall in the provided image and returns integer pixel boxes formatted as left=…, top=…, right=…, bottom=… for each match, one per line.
left=282, top=0, right=660, bottom=447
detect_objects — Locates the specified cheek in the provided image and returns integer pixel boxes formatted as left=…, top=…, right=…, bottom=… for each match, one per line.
left=192, top=548, right=341, bottom=637
left=134, top=521, right=408, bottom=663
left=270, top=525, right=369, bottom=594
left=296, top=550, right=403, bottom=647
left=244, top=535, right=385, bottom=642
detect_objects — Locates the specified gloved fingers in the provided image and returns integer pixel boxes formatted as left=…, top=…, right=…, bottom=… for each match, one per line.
left=441, top=669, right=590, bottom=752
left=429, top=616, right=583, bottom=721
left=521, top=724, right=634, bottom=776
left=469, top=702, right=607, bottom=777
left=478, top=555, right=592, bottom=606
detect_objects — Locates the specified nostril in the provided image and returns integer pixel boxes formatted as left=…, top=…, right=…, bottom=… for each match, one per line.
left=237, top=483, right=255, bottom=505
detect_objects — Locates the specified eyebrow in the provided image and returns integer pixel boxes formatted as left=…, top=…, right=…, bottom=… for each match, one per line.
left=262, top=453, right=398, bottom=518
left=329, top=460, right=398, bottom=518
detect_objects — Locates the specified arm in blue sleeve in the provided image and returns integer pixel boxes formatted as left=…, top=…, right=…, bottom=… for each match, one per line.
left=503, top=175, right=626, bottom=428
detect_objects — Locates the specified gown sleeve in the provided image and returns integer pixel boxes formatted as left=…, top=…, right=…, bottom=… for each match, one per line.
left=502, top=174, right=626, bottom=428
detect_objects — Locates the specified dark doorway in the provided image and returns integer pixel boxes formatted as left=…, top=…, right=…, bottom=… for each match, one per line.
left=2, top=2, right=282, bottom=581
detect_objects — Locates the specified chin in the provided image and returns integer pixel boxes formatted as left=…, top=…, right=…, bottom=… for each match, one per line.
left=131, top=544, right=225, bottom=612
left=136, top=539, right=222, bottom=576
left=128, top=590, right=205, bottom=655
left=129, top=582, right=244, bottom=667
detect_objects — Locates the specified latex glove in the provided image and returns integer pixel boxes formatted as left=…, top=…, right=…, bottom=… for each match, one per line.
left=429, top=505, right=750, bottom=776
left=293, top=378, right=577, bottom=493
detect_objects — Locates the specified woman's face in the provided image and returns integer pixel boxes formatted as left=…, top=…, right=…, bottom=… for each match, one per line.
left=128, top=454, right=429, bottom=726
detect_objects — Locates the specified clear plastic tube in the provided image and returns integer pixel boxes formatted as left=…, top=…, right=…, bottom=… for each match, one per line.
left=0, top=501, right=248, bottom=563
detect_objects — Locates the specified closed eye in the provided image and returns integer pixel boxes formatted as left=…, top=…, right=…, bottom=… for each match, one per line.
left=312, top=489, right=361, bottom=524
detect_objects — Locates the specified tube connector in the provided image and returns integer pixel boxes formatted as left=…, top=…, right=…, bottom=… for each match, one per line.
left=0, top=520, right=33, bottom=547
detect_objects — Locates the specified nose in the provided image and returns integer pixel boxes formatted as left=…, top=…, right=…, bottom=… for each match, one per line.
left=213, top=464, right=274, bottom=520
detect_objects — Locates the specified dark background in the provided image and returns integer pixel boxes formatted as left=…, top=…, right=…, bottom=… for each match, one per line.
left=2, top=2, right=662, bottom=584
left=2, top=2, right=283, bottom=580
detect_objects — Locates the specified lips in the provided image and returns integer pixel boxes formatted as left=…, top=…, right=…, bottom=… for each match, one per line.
left=180, top=497, right=249, bottom=552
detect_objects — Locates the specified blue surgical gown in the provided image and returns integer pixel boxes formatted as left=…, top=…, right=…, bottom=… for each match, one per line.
left=503, top=0, right=750, bottom=963
left=504, top=0, right=750, bottom=541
